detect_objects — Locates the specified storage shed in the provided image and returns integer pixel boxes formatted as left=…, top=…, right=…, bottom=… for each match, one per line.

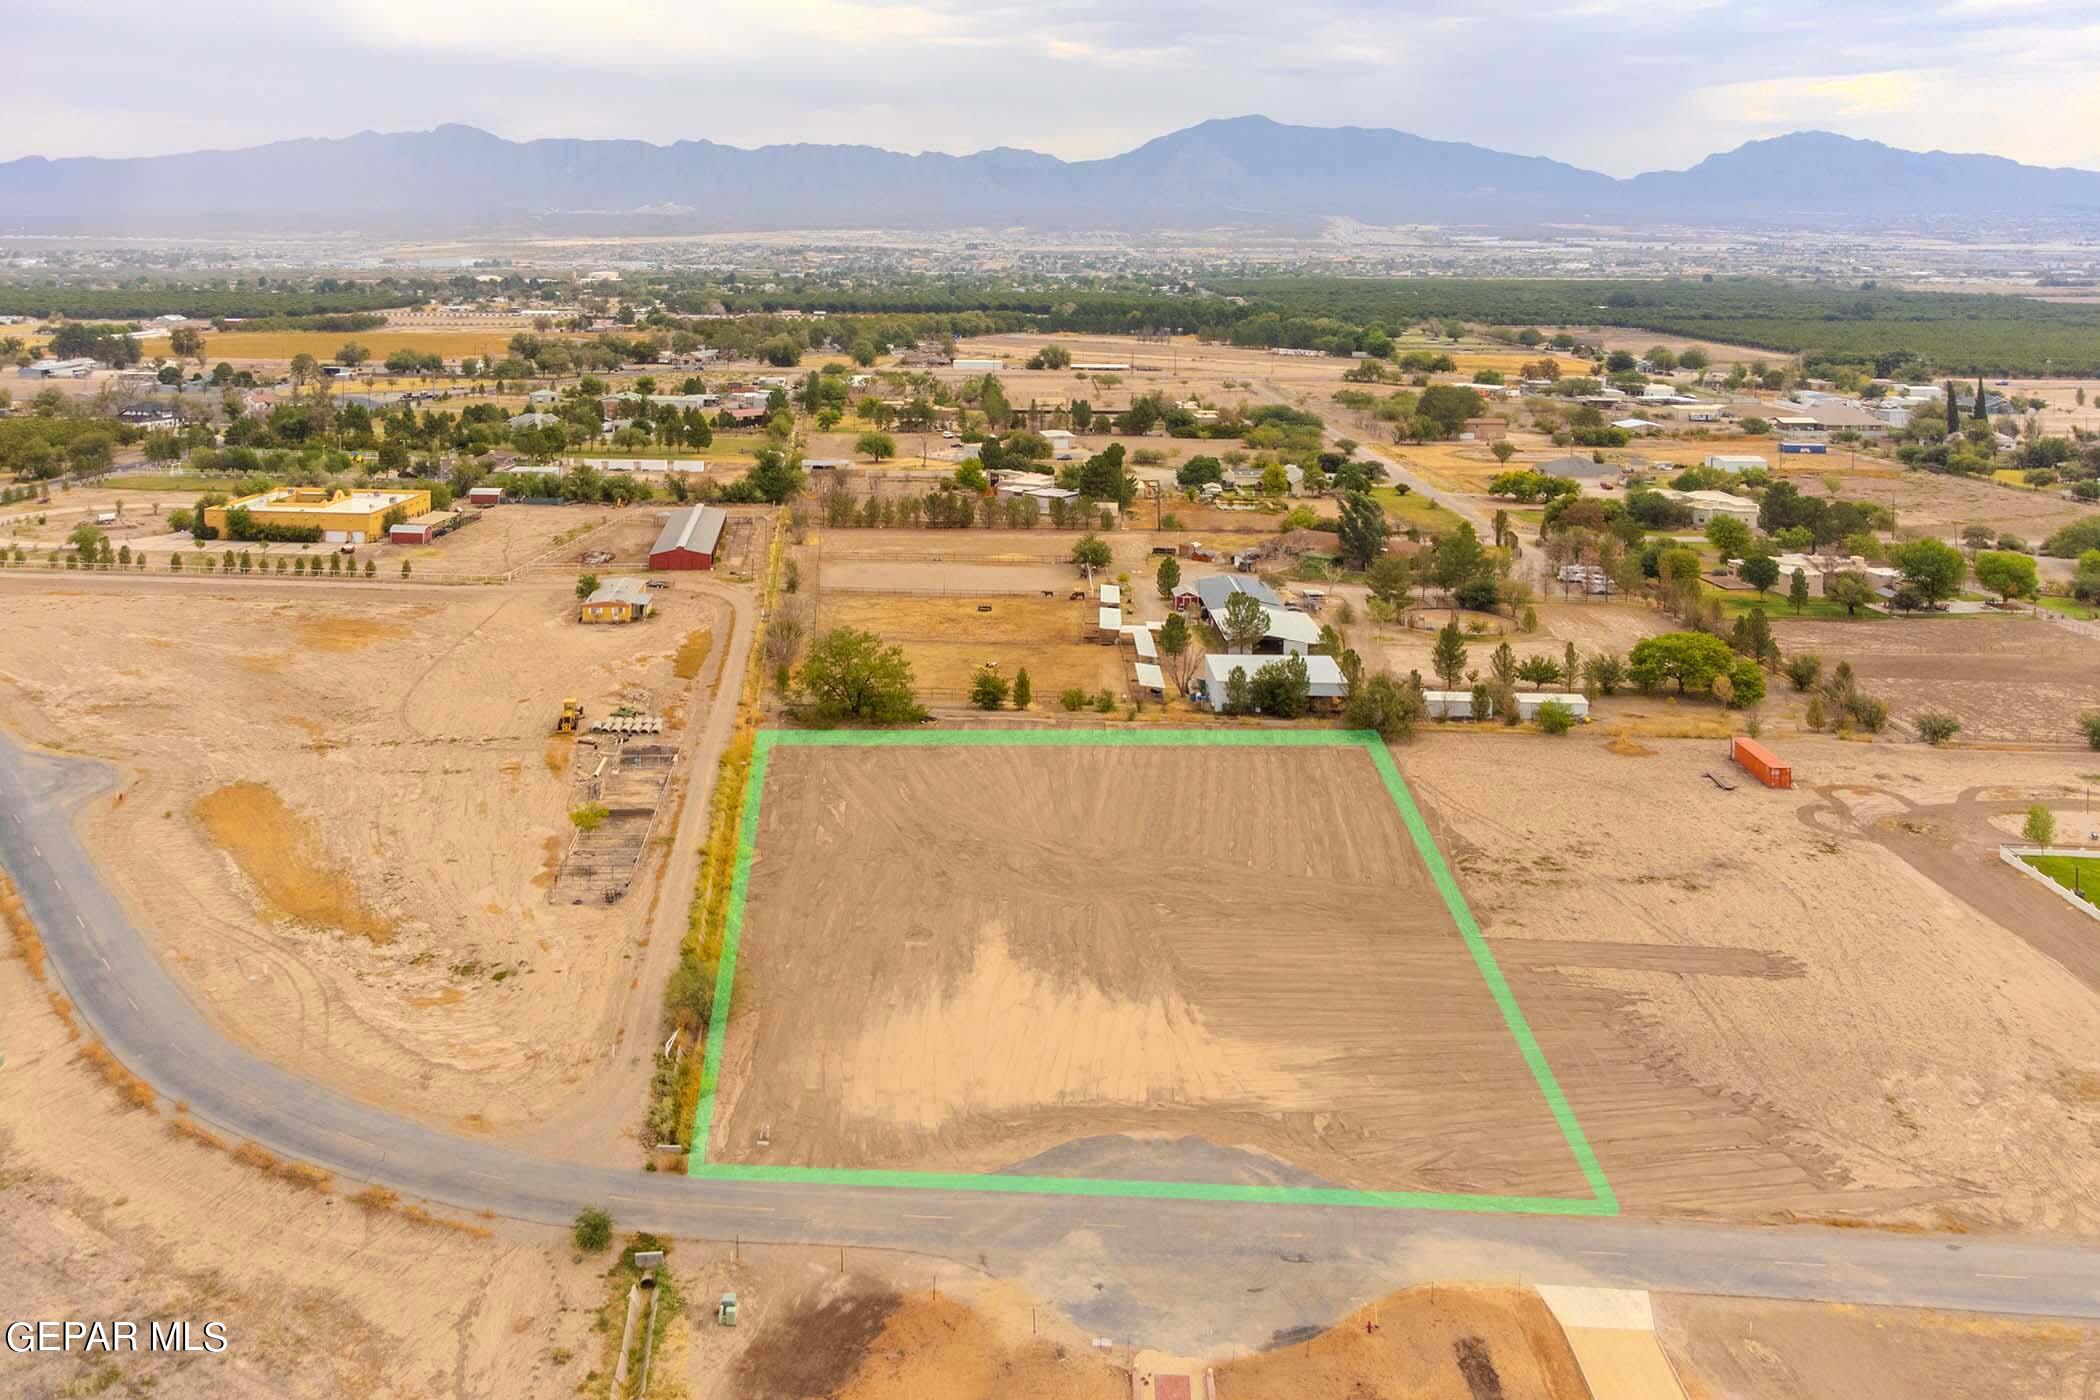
left=467, top=486, right=503, bottom=507
left=649, top=505, right=728, bottom=571
left=388, top=522, right=434, bottom=545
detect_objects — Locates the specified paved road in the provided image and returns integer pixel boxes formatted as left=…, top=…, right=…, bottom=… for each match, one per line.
left=7, top=733, right=2100, bottom=1345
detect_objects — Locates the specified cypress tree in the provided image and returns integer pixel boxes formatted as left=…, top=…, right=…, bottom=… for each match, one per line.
left=1944, top=380, right=1959, bottom=436
left=1973, top=376, right=1988, bottom=422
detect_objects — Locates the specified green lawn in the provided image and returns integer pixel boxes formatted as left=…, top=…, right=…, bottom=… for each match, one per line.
left=2020, top=853, right=2100, bottom=906
left=1699, top=581, right=1875, bottom=622
left=1372, top=485, right=1464, bottom=536
left=2035, top=595, right=2100, bottom=621
left=101, top=474, right=247, bottom=493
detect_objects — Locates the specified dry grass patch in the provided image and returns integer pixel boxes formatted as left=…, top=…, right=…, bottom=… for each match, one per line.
left=399, top=1204, right=494, bottom=1238
left=167, top=1116, right=228, bottom=1152
left=194, top=780, right=394, bottom=942
left=77, top=1041, right=157, bottom=1112
left=672, top=628, right=714, bottom=680
left=230, top=1140, right=334, bottom=1193
left=1, top=875, right=45, bottom=981
left=296, top=616, right=410, bottom=652
left=350, top=1185, right=401, bottom=1212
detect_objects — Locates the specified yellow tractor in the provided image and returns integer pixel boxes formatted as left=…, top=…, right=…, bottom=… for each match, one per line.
left=555, top=698, right=583, bottom=734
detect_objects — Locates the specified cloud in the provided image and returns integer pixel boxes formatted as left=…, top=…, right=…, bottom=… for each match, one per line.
left=4, top=0, right=2095, bottom=174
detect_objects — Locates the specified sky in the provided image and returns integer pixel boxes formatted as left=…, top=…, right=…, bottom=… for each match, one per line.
left=10, top=0, right=2100, bottom=174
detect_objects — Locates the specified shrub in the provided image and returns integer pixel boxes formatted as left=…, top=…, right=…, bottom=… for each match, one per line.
left=1535, top=700, right=1577, bottom=735
left=1060, top=687, right=1088, bottom=712
left=569, top=803, right=609, bottom=832
left=572, top=1207, right=613, bottom=1252
left=969, top=667, right=1009, bottom=711
left=1784, top=653, right=1822, bottom=692
left=1915, top=710, right=1961, bottom=745
left=2081, top=710, right=2100, bottom=751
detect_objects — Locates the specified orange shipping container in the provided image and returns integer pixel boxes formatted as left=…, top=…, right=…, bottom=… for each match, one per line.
left=1730, top=735, right=1793, bottom=789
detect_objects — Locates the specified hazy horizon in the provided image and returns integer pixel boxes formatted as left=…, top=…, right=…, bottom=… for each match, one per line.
left=12, top=0, right=2100, bottom=175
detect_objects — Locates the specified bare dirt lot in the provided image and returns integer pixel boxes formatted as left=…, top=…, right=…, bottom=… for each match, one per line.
left=0, top=944, right=606, bottom=1400
left=1656, top=1293, right=2100, bottom=1399
left=804, top=593, right=1128, bottom=700
left=392, top=501, right=614, bottom=574
left=0, top=576, right=733, bottom=1137
left=1771, top=614, right=2100, bottom=745
left=712, top=742, right=1595, bottom=1198
left=1419, top=734, right=2100, bottom=1232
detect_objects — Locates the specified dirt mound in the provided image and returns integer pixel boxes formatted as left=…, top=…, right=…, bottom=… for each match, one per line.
left=194, top=781, right=393, bottom=942
left=735, top=1285, right=1125, bottom=1400
left=732, top=1286, right=902, bottom=1399
left=1214, top=1285, right=1589, bottom=1400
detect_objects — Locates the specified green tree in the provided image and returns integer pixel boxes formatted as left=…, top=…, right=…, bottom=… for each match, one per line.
left=1341, top=671, right=1424, bottom=740
left=1628, top=632, right=1736, bottom=694
left=1973, top=549, right=2038, bottom=602
left=1581, top=652, right=1626, bottom=695
left=1788, top=567, right=1810, bottom=614
left=855, top=431, right=895, bottom=461
left=2081, top=711, right=2100, bottom=751
left=572, top=1208, right=613, bottom=1252
left=1489, top=641, right=1518, bottom=688
left=1220, top=590, right=1270, bottom=652
left=970, top=666, right=1010, bottom=710
left=574, top=572, right=600, bottom=601
left=1722, top=657, right=1766, bottom=708
left=1071, top=533, right=1112, bottom=572
left=1158, top=612, right=1197, bottom=695
left=1155, top=554, right=1181, bottom=599
left=1366, top=554, right=1411, bottom=607
left=1705, top=515, right=1753, bottom=558
left=1535, top=700, right=1577, bottom=735
left=1515, top=654, right=1563, bottom=689
left=1334, top=490, right=1388, bottom=570
left=2023, top=804, right=2056, bottom=848
left=1012, top=667, right=1033, bottom=710
left=796, top=627, right=923, bottom=724
left=1431, top=618, right=1468, bottom=688
left=1825, top=571, right=1873, bottom=616
left=1890, top=538, right=1966, bottom=606
left=1249, top=655, right=1311, bottom=718
left=1739, top=553, right=1780, bottom=598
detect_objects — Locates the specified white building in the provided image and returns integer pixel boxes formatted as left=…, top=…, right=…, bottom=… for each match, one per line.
left=1193, top=653, right=1347, bottom=710
left=18, top=358, right=97, bottom=379
left=1658, top=488, right=1760, bottom=526
left=1703, top=454, right=1768, bottom=473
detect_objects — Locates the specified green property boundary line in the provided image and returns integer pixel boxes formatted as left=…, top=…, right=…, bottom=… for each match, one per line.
left=688, top=727, right=1617, bottom=1216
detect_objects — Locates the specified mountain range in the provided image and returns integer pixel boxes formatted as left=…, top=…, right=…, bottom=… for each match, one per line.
left=2, top=116, right=2096, bottom=236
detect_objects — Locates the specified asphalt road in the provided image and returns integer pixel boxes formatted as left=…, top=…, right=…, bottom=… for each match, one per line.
left=7, top=718, right=2100, bottom=1346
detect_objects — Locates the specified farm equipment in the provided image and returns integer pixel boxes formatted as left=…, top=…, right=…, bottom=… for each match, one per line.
left=555, top=698, right=584, bottom=734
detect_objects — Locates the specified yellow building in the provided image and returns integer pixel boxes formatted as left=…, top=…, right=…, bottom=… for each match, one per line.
left=579, top=578, right=653, bottom=624
left=204, top=486, right=433, bottom=544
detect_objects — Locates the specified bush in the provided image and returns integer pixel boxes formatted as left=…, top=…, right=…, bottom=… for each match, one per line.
left=572, top=1207, right=613, bottom=1252
left=1060, top=687, right=1088, bottom=712
left=969, top=667, right=1009, bottom=710
left=1848, top=694, right=1889, bottom=733
left=2082, top=710, right=2100, bottom=751
left=569, top=803, right=609, bottom=832
left=1784, top=653, right=1822, bottom=692
left=1535, top=700, right=1577, bottom=734
left=1915, top=710, right=1961, bottom=745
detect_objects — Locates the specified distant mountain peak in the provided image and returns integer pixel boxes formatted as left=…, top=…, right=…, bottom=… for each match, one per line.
left=0, top=116, right=2093, bottom=235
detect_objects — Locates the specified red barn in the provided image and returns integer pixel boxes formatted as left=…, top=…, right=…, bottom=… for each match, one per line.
left=649, top=505, right=727, bottom=571
left=388, top=522, right=433, bottom=545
